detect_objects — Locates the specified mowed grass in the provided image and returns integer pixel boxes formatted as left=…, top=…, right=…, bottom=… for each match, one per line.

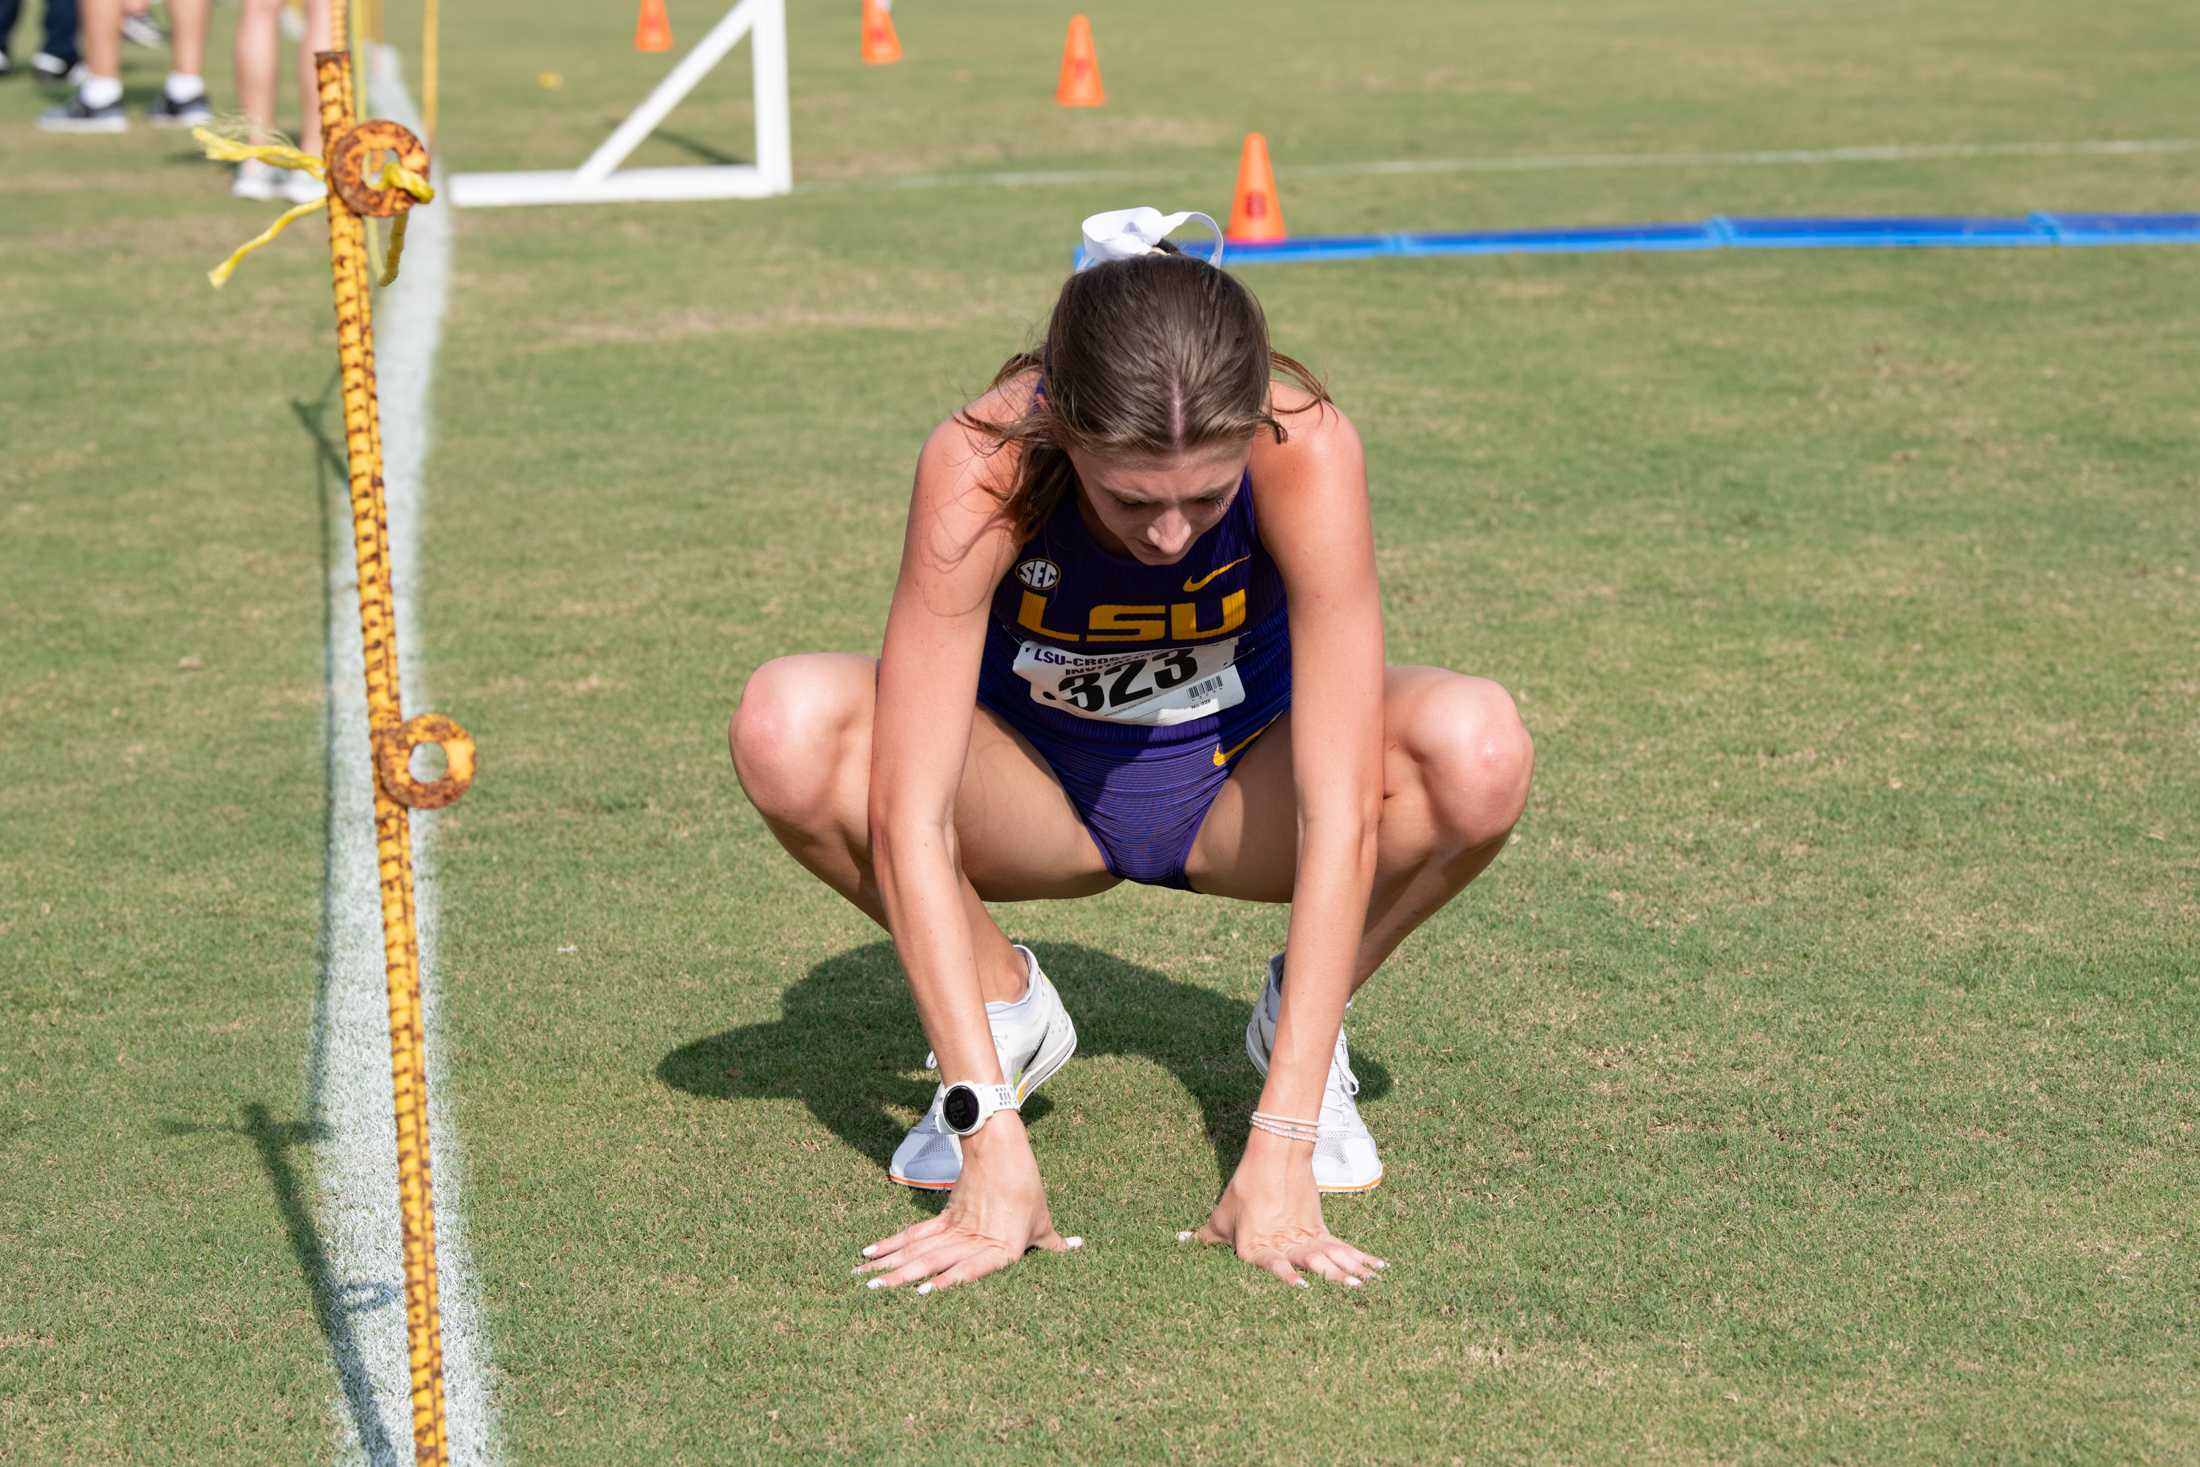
left=3, top=0, right=2198, bottom=1461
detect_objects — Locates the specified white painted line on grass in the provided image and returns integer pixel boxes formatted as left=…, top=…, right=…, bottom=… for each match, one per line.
left=807, top=136, right=2200, bottom=194
left=310, top=43, right=498, bottom=1467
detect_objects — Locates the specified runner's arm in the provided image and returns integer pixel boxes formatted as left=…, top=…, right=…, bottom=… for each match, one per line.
left=1253, top=401, right=1384, bottom=1136
left=871, top=418, right=1022, bottom=1092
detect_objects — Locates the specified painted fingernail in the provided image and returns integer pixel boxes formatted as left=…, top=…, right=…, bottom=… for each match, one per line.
left=1346, top=1276, right=1363, bottom=1288
left=1294, top=1278, right=1310, bottom=1289
left=865, top=1277, right=883, bottom=1290
left=1372, top=1260, right=1389, bottom=1270
left=1065, top=1236, right=1084, bottom=1249
left=1176, top=1230, right=1194, bottom=1243
left=860, top=1245, right=877, bottom=1258
left=850, top=1266, right=866, bottom=1276
left=916, top=1283, right=934, bottom=1295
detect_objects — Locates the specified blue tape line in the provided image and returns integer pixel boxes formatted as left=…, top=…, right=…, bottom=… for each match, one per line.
left=1717, top=215, right=2054, bottom=247
left=2033, top=211, right=2200, bottom=244
left=1151, top=212, right=2200, bottom=267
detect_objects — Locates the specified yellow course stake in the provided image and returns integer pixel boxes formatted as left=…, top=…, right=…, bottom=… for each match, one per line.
left=201, top=18, right=458, bottom=1457
left=422, top=0, right=440, bottom=145
left=311, top=43, right=460, bottom=1466
left=199, top=16, right=465, bottom=1459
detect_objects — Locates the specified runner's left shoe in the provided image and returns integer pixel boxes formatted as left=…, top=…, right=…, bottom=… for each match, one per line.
left=1244, top=953, right=1383, bottom=1192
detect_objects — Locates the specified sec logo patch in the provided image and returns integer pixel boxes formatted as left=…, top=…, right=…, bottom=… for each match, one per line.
left=1016, top=558, right=1062, bottom=591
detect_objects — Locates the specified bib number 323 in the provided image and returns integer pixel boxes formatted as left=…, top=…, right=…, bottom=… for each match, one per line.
left=1012, top=638, right=1245, bottom=726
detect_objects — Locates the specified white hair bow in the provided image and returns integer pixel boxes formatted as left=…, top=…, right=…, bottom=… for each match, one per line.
left=1076, top=206, right=1226, bottom=271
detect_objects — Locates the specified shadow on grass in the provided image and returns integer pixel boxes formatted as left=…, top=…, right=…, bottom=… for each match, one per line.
left=652, top=128, right=749, bottom=167
left=155, top=381, right=406, bottom=1467
left=657, top=940, right=1388, bottom=1196
left=156, top=1108, right=399, bottom=1466
left=293, top=374, right=345, bottom=1134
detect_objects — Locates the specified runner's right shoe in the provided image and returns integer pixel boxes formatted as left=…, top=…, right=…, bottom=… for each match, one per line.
left=889, top=945, right=1078, bottom=1190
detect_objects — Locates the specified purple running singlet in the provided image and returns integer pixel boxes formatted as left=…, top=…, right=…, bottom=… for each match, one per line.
left=975, top=474, right=1291, bottom=888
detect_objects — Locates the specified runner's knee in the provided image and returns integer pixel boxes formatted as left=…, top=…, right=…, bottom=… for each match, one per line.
left=1401, top=675, right=1533, bottom=848
left=730, top=658, right=858, bottom=824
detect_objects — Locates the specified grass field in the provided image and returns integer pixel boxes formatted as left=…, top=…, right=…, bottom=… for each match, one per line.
left=4, top=0, right=2198, bottom=1460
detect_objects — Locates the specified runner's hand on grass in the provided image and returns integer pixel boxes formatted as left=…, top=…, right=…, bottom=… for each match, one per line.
left=856, top=1114, right=1078, bottom=1293
left=1189, top=1131, right=1386, bottom=1287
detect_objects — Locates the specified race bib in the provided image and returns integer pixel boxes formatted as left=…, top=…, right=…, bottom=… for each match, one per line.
left=1012, top=638, right=1246, bottom=725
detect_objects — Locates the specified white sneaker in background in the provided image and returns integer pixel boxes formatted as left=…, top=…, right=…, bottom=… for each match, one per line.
left=280, top=166, right=326, bottom=206
left=232, top=158, right=282, bottom=201
left=120, top=13, right=168, bottom=48
left=1244, top=952, right=1384, bottom=1192
left=889, top=945, right=1078, bottom=1190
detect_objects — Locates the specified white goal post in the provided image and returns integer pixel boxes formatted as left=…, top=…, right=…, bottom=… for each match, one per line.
left=448, top=0, right=790, bottom=208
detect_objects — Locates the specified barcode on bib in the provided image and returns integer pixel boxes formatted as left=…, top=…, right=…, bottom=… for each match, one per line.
left=1181, top=673, right=1228, bottom=703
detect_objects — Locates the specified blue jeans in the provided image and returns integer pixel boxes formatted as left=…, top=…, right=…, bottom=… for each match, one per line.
left=0, top=0, right=80, bottom=65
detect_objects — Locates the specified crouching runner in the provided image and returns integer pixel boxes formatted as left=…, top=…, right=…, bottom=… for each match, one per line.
left=731, top=208, right=1533, bottom=1291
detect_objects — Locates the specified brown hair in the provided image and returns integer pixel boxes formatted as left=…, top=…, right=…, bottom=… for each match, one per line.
left=959, top=246, right=1329, bottom=540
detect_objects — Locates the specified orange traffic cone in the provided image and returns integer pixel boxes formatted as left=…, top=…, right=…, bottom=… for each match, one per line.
left=1226, top=132, right=1285, bottom=242
left=634, top=0, right=672, bottom=53
left=1056, top=14, right=1104, bottom=107
left=860, top=0, right=900, bottom=65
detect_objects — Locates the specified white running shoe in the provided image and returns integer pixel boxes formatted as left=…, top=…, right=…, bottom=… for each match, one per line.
left=1244, top=953, right=1383, bottom=1192
left=888, top=945, right=1078, bottom=1190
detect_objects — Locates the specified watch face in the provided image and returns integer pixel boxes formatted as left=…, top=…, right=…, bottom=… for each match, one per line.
left=942, top=1086, right=981, bottom=1133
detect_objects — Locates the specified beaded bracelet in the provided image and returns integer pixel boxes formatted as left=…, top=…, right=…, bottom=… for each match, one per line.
left=1250, top=1110, right=1321, bottom=1143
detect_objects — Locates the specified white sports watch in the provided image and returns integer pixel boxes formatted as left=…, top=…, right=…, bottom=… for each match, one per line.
left=939, top=1081, right=1020, bottom=1137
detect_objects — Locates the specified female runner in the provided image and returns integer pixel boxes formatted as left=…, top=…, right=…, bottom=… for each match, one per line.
left=731, top=208, right=1533, bottom=1292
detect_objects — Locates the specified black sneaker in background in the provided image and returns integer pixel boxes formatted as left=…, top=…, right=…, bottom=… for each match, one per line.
left=37, top=90, right=128, bottom=132
left=146, top=88, right=210, bottom=128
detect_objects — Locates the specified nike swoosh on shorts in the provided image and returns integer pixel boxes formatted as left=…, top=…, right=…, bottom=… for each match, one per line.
left=1211, top=718, right=1278, bottom=767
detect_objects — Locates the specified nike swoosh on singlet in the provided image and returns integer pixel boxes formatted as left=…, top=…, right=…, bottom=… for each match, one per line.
left=1182, top=556, right=1249, bottom=593
left=1211, top=717, right=1280, bottom=768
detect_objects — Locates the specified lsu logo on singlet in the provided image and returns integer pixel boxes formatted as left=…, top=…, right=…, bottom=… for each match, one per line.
left=1012, top=552, right=1246, bottom=644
